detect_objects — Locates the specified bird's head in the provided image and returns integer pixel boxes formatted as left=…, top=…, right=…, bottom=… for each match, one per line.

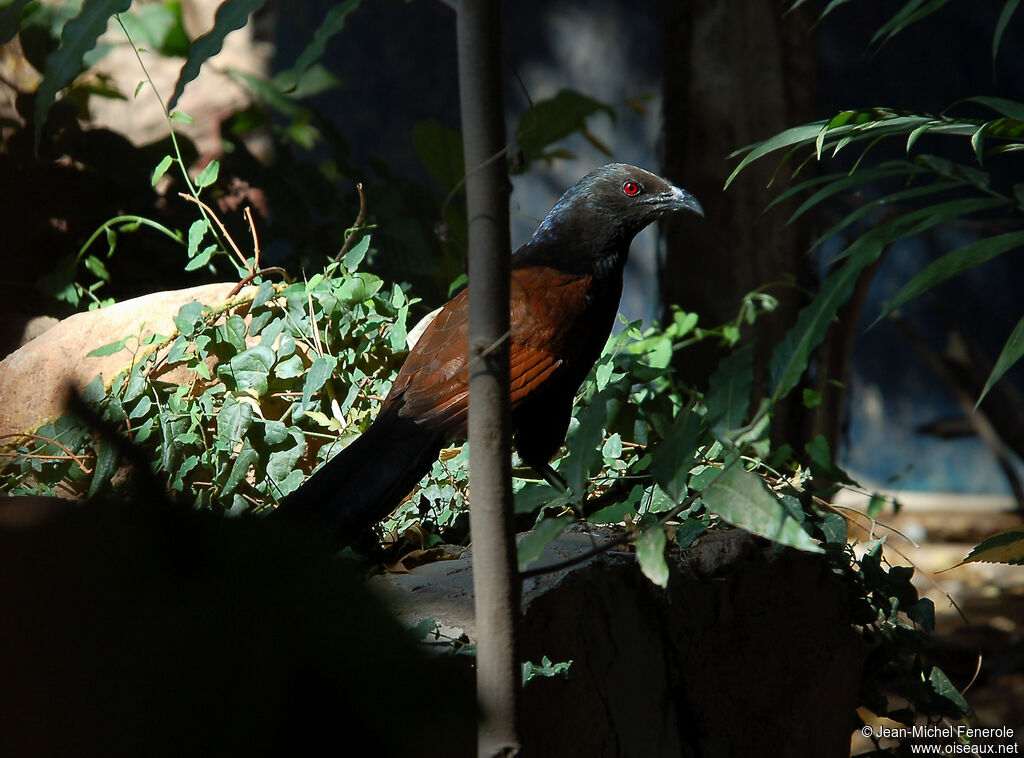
left=523, top=163, right=703, bottom=274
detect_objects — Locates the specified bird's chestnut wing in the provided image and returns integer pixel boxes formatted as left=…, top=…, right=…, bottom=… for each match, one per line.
left=384, top=268, right=593, bottom=436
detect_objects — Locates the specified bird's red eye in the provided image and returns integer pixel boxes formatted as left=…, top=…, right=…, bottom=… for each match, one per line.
left=622, top=180, right=641, bottom=196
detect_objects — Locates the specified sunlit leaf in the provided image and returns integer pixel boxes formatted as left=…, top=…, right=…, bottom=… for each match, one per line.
left=726, top=122, right=826, bottom=189
left=961, top=525, right=1024, bottom=566
left=636, top=524, right=669, bottom=587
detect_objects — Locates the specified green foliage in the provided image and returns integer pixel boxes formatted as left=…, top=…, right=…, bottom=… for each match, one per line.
left=730, top=101, right=1024, bottom=406
left=166, top=0, right=268, bottom=110
left=522, top=656, right=572, bottom=686
left=2, top=250, right=410, bottom=513
left=33, top=0, right=131, bottom=149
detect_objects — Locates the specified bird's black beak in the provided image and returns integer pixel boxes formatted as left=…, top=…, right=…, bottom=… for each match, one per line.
left=657, top=185, right=704, bottom=217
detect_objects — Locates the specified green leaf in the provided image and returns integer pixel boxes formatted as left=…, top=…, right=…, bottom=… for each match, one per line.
left=217, top=345, right=276, bottom=394
left=769, top=240, right=883, bottom=403
left=805, top=434, right=854, bottom=484
left=167, top=0, right=268, bottom=110
left=513, top=483, right=567, bottom=515
left=86, top=336, right=130, bottom=357
left=726, top=121, right=826, bottom=189
left=86, top=438, right=119, bottom=499
left=219, top=313, right=248, bottom=352
left=0, top=0, right=31, bottom=45
left=342, top=234, right=371, bottom=272
left=33, top=0, right=133, bottom=149
left=516, top=89, right=615, bottom=168
left=874, top=231, right=1024, bottom=327
left=647, top=407, right=703, bottom=502
left=216, top=398, right=254, bottom=446
left=562, top=394, right=608, bottom=496
left=978, top=314, right=1024, bottom=407
left=871, top=0, right=951, bottom=48
left=338, top=272, right=383, bottom=303
left=962, top=525, right=1024, bottom=565
left=787, top=164, right=913, bottom=224
left=927, top=666, right=969, bottom=717
left=223, top=446, right=259, bottom=496
left=967, top=95, right=1024, bottom=122
left=152, top=154, right=174, bottom=185
left=636, top=524, right=669, bottom=588
left=994, top=0, right=1021, bottom=63
left=705, top=344, right=754, bottom=433
left=275, top=0, right=360, bottom=91
left=118, top=0, right=189, bottom=56
left=195, top=159, right=220, bottom=189
left=252, top=279, right=275, bottom=308
left=172, top=300, right=205, bottom=336
left=829, top=197, right=1009, bottom=266
left=909, top=597, right=936, bottom=633
left=517, top=516, right=572, bottom=571
left=184, top=244, right=215, bottom=271
left=413, top=119, right=465, bottom=192
left=522, top=656, right=572, bottom=685
left=702, top=465, right=822, bottom=553
left=301, top=356, right=335, bottom=409
left=187, top=219, right=209, bottom=257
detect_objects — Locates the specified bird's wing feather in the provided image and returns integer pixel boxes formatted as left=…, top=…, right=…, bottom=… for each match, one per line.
left=386, top=267, right=594, bottom=434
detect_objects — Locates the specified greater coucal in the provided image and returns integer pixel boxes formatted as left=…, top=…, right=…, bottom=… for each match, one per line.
left=274, top=164, right=703, bottom=543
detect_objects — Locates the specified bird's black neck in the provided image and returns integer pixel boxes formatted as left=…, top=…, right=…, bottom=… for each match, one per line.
left=511, top=228, right=629, bottom=279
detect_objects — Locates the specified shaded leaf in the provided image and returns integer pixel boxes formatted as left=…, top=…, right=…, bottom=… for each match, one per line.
left=168, top=0, right=268, bottom=111
left=993, top=0, right=1021, bottom=63
left=648, top=407, right=703, bottom=502
left=516, top=89, right=615, bottom=168
left=978, top=313, right=1024, bottom=406
left=34, top=0, right=133, bottom=149
left=703, top=465, right=822, bottom=553
left=705, top=343, right=754, bottom=433
left=275, top=0, right=360, bottom=91
left=86, top=439, right=119, bottom=498
left=769, top=239, right=883, bottom=403
left=875, top=230, right=1024, bottom=326
left=0, top=0, right=32, bottom=44
left=413, top=119, right=464, bottom=192
left=927, top=666, right=970, bottom=717
left=517, top=516, right=572, bottom=571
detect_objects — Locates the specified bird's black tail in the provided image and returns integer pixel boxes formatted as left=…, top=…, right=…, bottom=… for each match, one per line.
left=272, top=403, right=444, bottom=544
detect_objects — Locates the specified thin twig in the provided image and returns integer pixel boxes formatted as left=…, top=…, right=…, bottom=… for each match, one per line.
left=0, top=433, right=92, bottom=474
left=332, top=182, right=368, bottom=264
left=244, top=205, right=261, bottom=270
left=177, top=192, right=251, bottom=273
